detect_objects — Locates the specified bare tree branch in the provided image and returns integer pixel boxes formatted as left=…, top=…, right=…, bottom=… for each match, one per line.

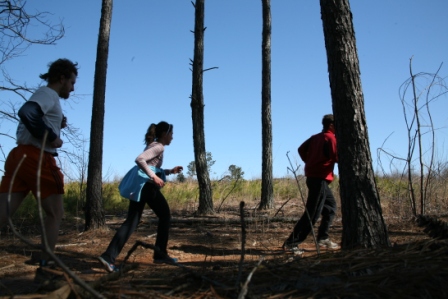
left=378, top=58, right=447, bottom=216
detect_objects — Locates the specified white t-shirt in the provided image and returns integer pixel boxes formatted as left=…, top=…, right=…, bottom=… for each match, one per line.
left=16, top=86, right=63, bottom=154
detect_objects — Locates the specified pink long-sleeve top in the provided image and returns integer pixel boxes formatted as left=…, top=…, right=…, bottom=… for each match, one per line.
left=135, top=142, right=170, bottom=179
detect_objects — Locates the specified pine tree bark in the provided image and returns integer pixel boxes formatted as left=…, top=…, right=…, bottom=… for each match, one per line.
left=85, top=0, right=113, bottom=230
left=319, top=0, right=390, bottom=248
left=259, top=0, right=274, bottom=210
left=191, top=0, right=214, bottom=214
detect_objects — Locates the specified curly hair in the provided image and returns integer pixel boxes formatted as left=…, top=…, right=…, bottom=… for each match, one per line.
left=39, top=58, right=79, bottom=84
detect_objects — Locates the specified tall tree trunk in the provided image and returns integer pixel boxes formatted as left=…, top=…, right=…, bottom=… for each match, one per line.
left=191, top=0, right=214, bottom=214
left=319, top=0, right=390, bottom=248
left=85, top=0, right=113, bottom=230
left=259, top=0, right=274, bottom=210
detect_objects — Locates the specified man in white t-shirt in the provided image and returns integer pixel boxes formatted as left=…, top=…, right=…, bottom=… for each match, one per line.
left=0, top=58, right=78, bottom=283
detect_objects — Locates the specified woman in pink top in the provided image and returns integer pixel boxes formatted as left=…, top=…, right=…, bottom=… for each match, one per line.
left=98, top=121, right=183, bottom=272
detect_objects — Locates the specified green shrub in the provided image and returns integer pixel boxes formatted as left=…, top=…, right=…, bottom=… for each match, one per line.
left=162, top=181, right=199, bottom=208
left=274, top=177, right=303, bottom=200
left=11, top=193, right=38, bottom=220
left=102, top=181, right=129, bottom=214
left=9, top=174, right=440, bottom=219
left=64, top=181, right=85, bottom=218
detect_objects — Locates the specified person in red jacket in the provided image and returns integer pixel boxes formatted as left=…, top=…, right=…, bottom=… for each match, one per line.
left=283, top=114, right=339, bottom=251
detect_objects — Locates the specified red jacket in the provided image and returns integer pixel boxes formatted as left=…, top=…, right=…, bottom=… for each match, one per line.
left=298, top=130, right=338, bottom=182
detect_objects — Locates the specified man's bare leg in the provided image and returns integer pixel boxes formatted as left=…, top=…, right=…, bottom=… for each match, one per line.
left=0, top=192, right=27, bottom=229
left=39, top=194, right=64, bottom=262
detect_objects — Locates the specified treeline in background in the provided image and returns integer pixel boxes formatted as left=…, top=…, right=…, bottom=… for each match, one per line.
left=9, top=172, right=448, bottom=225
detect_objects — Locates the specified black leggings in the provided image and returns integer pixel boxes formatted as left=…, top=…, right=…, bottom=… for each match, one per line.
left=101, top=182, right=171, bottom=263
left=285, top=177, right=336, bottom=244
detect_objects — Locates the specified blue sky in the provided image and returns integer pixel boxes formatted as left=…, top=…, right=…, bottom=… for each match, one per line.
left=1, top=0, right=447, bottom=181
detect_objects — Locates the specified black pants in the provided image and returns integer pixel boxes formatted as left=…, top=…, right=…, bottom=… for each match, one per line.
left=101, top=182, right=171, bottom=263
left=285, top=177, right=336, bottom=245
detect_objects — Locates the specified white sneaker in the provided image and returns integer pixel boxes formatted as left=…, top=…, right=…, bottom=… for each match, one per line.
left=282, top=243, right=304, bottom=255
left=318, top=238, right=339, bottom=249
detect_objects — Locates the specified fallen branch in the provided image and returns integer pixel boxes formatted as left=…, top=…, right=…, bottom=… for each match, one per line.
left=0, top=264, right=15, bottom=271
left=237, top=258, right=264, bottom=299
left=55, top=243, right=87, bottom=248
left=122, top=240, right=231, bottom=290
left=217, top=177, right=241, bottom=212
left=140, top=216, right=300, bottom=226
left=274, top=197, right=294, bottom=218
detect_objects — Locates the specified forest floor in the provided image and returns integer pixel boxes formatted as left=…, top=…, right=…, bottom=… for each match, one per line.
left=1, top=200, right=447, bottom=298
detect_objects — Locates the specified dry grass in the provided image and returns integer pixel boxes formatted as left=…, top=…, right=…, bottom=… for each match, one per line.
left=3, top=176, right=448, bottom=298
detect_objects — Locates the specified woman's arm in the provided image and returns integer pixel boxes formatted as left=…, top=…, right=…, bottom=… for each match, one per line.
left=165, top=166, right=183, bottom=175
left=135, top=143, right=163, bottom=179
